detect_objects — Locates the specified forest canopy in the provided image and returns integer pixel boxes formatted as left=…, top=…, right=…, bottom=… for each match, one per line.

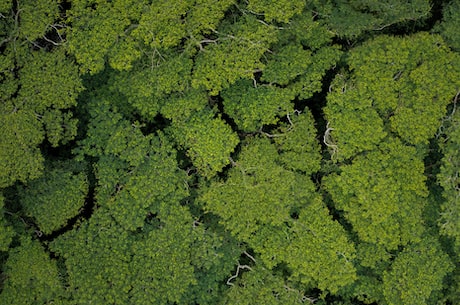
left=0, top=0, right=459, bottom=304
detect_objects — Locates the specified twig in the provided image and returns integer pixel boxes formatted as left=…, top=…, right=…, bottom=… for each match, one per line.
left=226, top=264, right=252, bottom=286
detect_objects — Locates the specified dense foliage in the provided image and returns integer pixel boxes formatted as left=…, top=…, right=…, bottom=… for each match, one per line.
left=1, top=0, right=459, bottom=304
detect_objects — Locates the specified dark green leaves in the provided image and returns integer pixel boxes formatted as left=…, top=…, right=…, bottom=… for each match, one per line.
left=1, top=237, right=67, bottom=304
left=18, top=161, right=88, bottom=235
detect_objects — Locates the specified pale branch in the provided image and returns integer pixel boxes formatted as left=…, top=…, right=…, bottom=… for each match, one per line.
left=228, top=156, right=238, bottom=167
left=323, top=121, right=338, bottom=159
left=260, top=130, right=285, bottom=138
left=226, top=263, right=252, bottom=286
left=286, top=109, right=302, bottom=129
left=283, top=285, right=317, bottom=304
left=42, top=35, right=64, bottom=46
left=243, top=251, right=256, bottom=263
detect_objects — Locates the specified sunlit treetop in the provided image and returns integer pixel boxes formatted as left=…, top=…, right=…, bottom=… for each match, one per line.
left=325, top=33, right=460, bottom=160
left=323, top=138, right=428, bottom=250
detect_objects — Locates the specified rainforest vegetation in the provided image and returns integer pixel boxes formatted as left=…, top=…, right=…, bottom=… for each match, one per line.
left=1, top=0, right=460, bottom=304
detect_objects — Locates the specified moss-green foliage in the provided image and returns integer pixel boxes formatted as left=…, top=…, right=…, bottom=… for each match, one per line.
left=0, top=194, right=14, bottom=251
left=0, top=0, right=11, bottom=13
left=309, top=0, right=431, bottom=38
left=67, top=0, right=237, bottom=74
left=112, top=52, right=194, bottom=119
left=17, top=0, right=59, bottom=41
left=2, top=1, right=460, bottom=304
left=202, top=138, right=310, bottom=240
left=222, top=80, right=295, bottom=132
left=324, top=139, right=428, bottom=251
left=202, top=137, right=356, bottom=293
left=273, top=111, right=322, bottom=173
left=382, top=237, right=454, bottom=305
left=67, top=0, right=144, bottom=73
left=281, top=197, right=357, bottom=293
left=192, top=14, right=278, bottom=95
left=0, top=109, right=45, bottom=188
left=1, top=237, right=67, bottom=304
left=76, top=98, right=190, bottom=230
left=246, top=0, right=305, bottom=23
left=435, top=0, right=460, bottom=51
left=438, top=106, right=460, bottom=248
left=0, top=44, right=82, bottom=188
left=18, top=161, right=88, bottom=235
left=50, top=200, right=239, bottom=304
left=325, top=33, right=460, bottom=160
left=172, top=109, right=239, bottom=178
left=222, top=266, right=304, bottom=305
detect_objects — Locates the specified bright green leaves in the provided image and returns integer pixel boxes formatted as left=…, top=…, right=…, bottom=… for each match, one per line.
left=222, top=80, right=295, bottom=132
left=324, top=139, right=428, bottom=250
left=290, top=45, right=342, bottom=100
left=0, top=48, right=82, bottom=187
left=382, top=238, right=454, bottom=305
left=131, top=1, right=192, bottom=50
left=78, top=99, right=189, bottom=230
left=112, top=52, right=194, bottom=119
left=18, top=49, right=83, bottom=113
left=202, top=138, right=309, bottom=240
left=261, top=44, right=312, bottom=86
left=17, top=0, right=59, bottom=41
left=18, top=161, right=88, bottom=235
left=222, top=266, right=304, bottom=305
left=349, top=33, right=460, bottom=144
left=325, top=33, right=460, bottom=159
left=273, top=111, right=322, bottom=174
left=67, top=0, right=144, bottom=73
left=67, top=0, right=238, bottom=73
left=192, top=15, right=278, bottom=95
left=170, top=110, right=240, bottom=178
left=51, top=196, right=238, bottom=304
left=186, top=0, right=235, bottom=38
left=246, top=0, right=305, bottom=23
left=0, top=237, right=66, bottom=304
left=18, top=49, right=83, bottom=147
left=129, top=206, right=198, bottom=305
left=50, top=210, right=133, bottom=304
left=161, top=88, right=208, bottom=120
left=0, top=109, right=44, bottom=187
left=202, top=137, right=356, bottom=293
left=285, top=197, right=357, bottom=293
left=324, top=74, right=387, bottom=160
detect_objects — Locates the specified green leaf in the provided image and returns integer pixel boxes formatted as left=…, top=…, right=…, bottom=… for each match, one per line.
left=382, top=237, right=454, bottom=305
left=18, top=161, right=88, bottom=235
left=1, top=237, right=67, bottom=304
left=222, top=80, right=295, bottom=132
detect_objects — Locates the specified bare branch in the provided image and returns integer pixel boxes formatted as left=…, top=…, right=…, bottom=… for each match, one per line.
left=43, top=35, right=64, bottom=46
left=323, top=121, right=338, bottom=160
left=243, top=251, right=256, bottom=263
left=283, top=285, right=317, bottom=303
left=226, top=264, right=252, bottom=286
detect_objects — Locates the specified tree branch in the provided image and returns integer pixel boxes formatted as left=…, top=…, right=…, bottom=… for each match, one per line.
left=226, top=263, right=252, bottom=286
